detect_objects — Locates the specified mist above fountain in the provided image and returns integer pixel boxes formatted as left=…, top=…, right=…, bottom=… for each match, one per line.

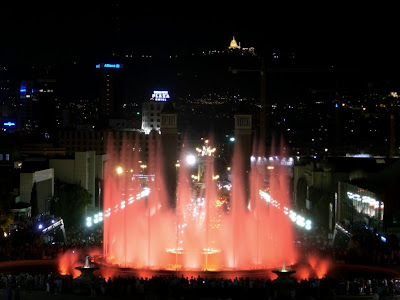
left=103, top=132, right=296, bottom=271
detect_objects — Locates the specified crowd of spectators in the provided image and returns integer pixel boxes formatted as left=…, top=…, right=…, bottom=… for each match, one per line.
left=1, top=271, right=400, bottom=299
left=2, top=220, right=400, bottom=298
left=297, top=223, right=400, bottom=266
left=0, top=220, right=102, bottom=261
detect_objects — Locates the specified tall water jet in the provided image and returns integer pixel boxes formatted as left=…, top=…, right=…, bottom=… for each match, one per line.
left=103, top=131, right=297, bottom=271
left=175, top=135, right=202, bottom=269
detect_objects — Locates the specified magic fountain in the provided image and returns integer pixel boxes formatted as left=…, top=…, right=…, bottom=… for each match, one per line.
left=102, top=133, right=297, bottom=272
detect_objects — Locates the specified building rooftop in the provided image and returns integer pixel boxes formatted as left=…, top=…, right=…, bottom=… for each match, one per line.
left=160, top=101, right=176, bottom=114
left=313, top=156, right=400, bottom=174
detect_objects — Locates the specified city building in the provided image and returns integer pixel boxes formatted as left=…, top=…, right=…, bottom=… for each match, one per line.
left=49, top=151, right=106, bottom=210
left=0, top=67, right=19, bottom=131
left=337, top=182, right=383, bottom=231
left=17, top=151, right=106, bottom=218
left=19, top=79, right=58, bottom=133
left=95, top=63, right=124, bottom=122
left=20, top=143, right=65, bottom=157
left=227, top=36, right=255, bottom=55
left=160, top=101, right=178, bottom=207
left=19, top=168, right=54, bottom=215
left=58, top=129, right=147, bottom=156
left=141, top=90, right=170, bottom=134
left=293, top=156, right=400, bottom=233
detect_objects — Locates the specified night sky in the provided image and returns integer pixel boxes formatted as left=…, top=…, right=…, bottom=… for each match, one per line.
left=0, top=4, right=396, bottom=63
left=1, top=3, right=399, bottom=97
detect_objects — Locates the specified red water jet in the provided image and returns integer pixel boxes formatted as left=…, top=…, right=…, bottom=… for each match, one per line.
left=102, top=132, right=297, bottom=272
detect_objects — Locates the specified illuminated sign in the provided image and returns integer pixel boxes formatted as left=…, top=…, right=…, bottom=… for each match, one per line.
left=3, top=122, right=15, bottom=127
left=104, top=63, right=120, bottom=68
left=20, top=82, right=26, bottom=93
left=96, top=63, right=121, bottom=69
left=151, top=91, right=170, bottom=102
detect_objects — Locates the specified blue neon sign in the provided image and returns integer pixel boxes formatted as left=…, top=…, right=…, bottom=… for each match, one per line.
left=104, top=63, right=120, bottom=68
left=96, top=63, right=121, bottom=69
left=20, top=82, right=26, bottom=93
left=3, top=122, right=15, bottom=127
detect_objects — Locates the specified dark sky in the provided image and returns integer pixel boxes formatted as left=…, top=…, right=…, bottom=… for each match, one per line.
left=1, top=2, right=399, bottom=100
left=1, top=3, right=398, bottom=68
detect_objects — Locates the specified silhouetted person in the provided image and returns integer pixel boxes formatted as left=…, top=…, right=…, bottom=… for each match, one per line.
left=6, top=284, right=11, bottom=300
left=15, top=286, right=20, bottom=300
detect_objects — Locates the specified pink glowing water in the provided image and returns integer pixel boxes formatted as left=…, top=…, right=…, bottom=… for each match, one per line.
left=103, top=132, right=296, bottom=271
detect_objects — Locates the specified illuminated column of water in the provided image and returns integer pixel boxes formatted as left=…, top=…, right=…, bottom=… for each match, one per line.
left=230, top=141, right=246, bottom=269
left=250, top=139, right=266, bottom=267
left=120, top=132, right=133, bottom=267
left=176, top=151, right=188, bottom=269
left=102, top=130, right=299, bottom=271
left=204, top=155, right=211, bottom=270
left=104, top=132, right=119, bottom=264
left=146, top=133, right=156, bottom=268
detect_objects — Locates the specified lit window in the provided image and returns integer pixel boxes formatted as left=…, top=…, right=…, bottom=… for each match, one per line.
left=5, top=154, right=10, bottom=161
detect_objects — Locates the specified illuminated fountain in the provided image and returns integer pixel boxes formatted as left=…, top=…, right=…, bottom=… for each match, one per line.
left=73, top=256, right=99, bottom=295
left=272, top=260, right=296, bottom=279
left=102, top=132, right=298, bottom=273
left=75, top=256, right=99, bottom=279
left=272, top=260, right=297, bottom=299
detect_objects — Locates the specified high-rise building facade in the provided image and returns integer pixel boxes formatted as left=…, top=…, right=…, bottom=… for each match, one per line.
left=141, top=90, right=170, bottom=134
left=19, top=79, right=58, bottom=133
left=95, top=63, right=124, bottom=123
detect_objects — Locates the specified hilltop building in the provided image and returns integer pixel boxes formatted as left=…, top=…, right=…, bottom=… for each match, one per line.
left=227, top=36, right=255, bottom=55
left=229, top=36, right=241, bottom=50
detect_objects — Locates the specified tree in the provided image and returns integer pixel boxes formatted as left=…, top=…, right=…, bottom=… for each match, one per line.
left=52, top=180, right=92, bottom=227
left=0, top=198, right=13, bottom=234
left=30, top=182, right=39, bottom=218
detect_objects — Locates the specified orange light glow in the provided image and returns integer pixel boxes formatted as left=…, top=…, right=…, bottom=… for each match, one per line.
left=57, top=250, right=80, bottom=278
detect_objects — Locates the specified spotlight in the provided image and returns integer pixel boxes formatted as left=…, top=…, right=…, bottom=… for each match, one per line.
left=186, top=154, right=196, bottom=166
